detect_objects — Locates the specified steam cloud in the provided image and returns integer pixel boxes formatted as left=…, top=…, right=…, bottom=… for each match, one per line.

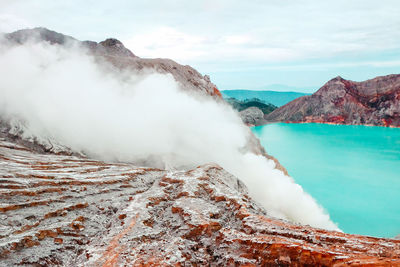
left=0, top=39, right=339, bottom=231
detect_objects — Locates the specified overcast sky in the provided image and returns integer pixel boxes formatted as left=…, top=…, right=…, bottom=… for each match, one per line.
left=1, top=0, right=400, bottom=92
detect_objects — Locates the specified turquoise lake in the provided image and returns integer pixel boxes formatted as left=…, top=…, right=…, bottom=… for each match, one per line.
left=252, top=123, right=400, bottom=238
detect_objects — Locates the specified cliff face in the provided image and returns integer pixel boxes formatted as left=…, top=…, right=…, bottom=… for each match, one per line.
left=1, top=139, right=400, bottom=266
left=266, top=75, right=400, bottom=127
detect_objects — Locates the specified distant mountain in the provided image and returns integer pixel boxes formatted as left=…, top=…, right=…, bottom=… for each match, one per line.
left=254, top=84, right=314, bottom=92
left=221, top=90, right=309, bottom=107
left=265, top=74, right=400, bottom=127
left=225, top=98, right=277, bottom=114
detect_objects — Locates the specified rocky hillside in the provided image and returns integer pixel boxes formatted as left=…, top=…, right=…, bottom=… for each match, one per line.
left=4, top=27, right=222, bottom=99
left=266, top=74, right=400, bottom=127
left=1, top=27, right=288, bottom=174
left=0, top=27, right=223, bottom=155
left=1, top=139, right=400, bottom=266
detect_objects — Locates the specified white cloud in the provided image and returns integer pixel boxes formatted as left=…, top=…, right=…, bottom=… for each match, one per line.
left=124, top=27, right=301, bottom=63
left=2, top=0, right=400, bottom=63
left=117, top=0, right=400, bottom=65
left=223, top=34, right=253, bottom=45
left=124, top=27, right=208, bottom=61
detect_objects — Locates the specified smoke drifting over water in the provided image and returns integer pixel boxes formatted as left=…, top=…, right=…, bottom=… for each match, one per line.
left=0, top=40, right=339, bottom=231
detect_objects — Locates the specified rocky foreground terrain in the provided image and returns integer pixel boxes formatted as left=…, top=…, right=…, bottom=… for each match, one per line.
left=1, top=139, right=400, bottom=266
left=1, top=28, right=400, bottom=266
left=266, top=75, right=400, bottom=127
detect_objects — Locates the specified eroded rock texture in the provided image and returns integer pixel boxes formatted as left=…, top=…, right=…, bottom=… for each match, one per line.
left=1, top=139, right=400, bottom=266
left=266, top=75, right=400, bottom=127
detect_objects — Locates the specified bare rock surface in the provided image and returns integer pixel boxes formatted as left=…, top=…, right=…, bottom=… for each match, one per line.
left=1, top=139, right=400, bottom=266
left=4, top=27, right=222, bottom=99
left=239, top=107, right=266, bottom=126
left=266, top=74, right=400, bottom=127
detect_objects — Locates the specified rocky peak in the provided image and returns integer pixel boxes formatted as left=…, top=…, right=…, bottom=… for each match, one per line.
left=99, top=38, right=123, bottom=47
left=332, top=75, right=344, bottom=82
left=313, top=76, right=347, bottom=96
left=4, top=27, right=76, bottom=45
left=98, top=38, right=136, bottom=57
left=4, top=27, right=220, bottom=98
left=4, top=27, right=136, bottom=59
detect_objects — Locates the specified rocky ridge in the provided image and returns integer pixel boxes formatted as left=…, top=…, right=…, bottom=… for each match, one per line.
left=4, top=27, right=222, bottom=99
left=1, top=139, right=400, bottom=266
left=266, top=74, right=400, bottom=127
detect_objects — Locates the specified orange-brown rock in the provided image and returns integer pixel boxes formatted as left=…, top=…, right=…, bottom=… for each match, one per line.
left=0, top=139, right=399, bottom=266
left=266, top=74, right=400, bottom=127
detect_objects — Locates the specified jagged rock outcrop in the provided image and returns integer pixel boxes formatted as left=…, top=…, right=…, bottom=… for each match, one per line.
left=4, top=27, right=221, bottom=99
left=266, top=74, right=400, bottom=127
left=1, top=139, right=400, bottom=266
left=239, top=107, right=266, bottom=126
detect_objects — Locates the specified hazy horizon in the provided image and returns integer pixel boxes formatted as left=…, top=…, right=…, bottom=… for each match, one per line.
left=221, top=84, right=314, bottom=93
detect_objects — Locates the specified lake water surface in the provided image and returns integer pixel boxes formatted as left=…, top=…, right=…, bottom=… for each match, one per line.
left=252, top=123, right=400, bottom=238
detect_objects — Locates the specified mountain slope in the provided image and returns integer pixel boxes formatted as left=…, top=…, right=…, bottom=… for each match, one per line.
left=266, top=74, right=400, bottom=127
left=222, top=90, right=309, bottom=106
left=2, top=27, right=288, bottom=172
left=4, top=27, right=222, bottom=99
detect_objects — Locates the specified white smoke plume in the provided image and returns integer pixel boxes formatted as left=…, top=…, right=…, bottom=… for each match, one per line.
left=0, top=39, right=339, bottom=231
